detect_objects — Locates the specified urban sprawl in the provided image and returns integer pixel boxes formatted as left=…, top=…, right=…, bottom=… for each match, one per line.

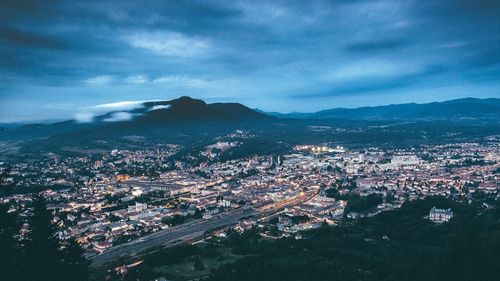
left=1, top=136, right=499, bottom=265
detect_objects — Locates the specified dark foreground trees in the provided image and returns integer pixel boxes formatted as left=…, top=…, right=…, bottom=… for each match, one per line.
left=0, top=195, right=89, bottom=281
left=0, top=203, right=19, bottom=281
left=206, top=197, right=500, bottom=281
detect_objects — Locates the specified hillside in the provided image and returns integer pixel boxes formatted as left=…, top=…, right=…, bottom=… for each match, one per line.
left=205, top=197, right=500, bottom=281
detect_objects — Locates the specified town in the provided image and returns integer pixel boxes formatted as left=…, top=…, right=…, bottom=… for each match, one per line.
left=1, top=135, right=498, bottom=267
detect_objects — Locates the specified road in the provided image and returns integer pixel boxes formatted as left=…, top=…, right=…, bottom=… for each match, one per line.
left=257, top=188, right=320, bottom=220
left=91, top=206, right=257, bottom=266
left=91, top=188, right=318, bottom=266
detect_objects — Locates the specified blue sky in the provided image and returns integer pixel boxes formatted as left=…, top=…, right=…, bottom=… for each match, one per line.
left=0, top=0, right=499, bottom=122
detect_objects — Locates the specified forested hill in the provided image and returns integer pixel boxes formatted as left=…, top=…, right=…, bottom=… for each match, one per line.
left=206, top=197, right=500, bottom=281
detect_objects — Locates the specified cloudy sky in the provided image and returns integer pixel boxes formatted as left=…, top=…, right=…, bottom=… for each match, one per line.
left=0, top=0, right=499, bottom=122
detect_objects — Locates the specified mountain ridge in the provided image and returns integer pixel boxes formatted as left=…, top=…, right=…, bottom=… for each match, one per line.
left=96, top=96, right=272, bottom=124
left=0, top=96, right=276, bottom=143
left=0, top=96, right=498, bottom=161
left=1, top=97, right=498, bottom=148
left=264, top=97, right=500, bottom=121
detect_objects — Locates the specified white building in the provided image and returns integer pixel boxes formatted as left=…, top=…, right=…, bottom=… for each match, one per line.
left=391, top=155, right=420, bottom=169
left=429, top=207, right=453, bottom=222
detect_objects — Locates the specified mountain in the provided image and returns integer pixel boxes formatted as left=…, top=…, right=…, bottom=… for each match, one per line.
left=1, top=96, right=499, bottom=159
left=95, top=96, right=271, bottom=124
left=267, top=98, right=500, bottom=121
left=0, top=97, right=274, bottom=146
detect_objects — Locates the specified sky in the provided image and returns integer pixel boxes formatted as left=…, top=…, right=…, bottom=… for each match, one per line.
left=0, top=0, right=499, bottom=122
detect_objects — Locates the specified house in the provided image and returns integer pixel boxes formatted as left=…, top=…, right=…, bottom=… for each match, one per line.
left=94, top=241, right=112, bottom=252
left=128, top=202, right=147, bottom=213
left=478, top=183, right=498, bottom=193
left=108, top=222, right=128, bottom=232
left=429, top=207, right=453, bottom=222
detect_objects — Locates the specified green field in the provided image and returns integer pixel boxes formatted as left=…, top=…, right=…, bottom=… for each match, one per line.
left=154, top=243, right=244, bottom=281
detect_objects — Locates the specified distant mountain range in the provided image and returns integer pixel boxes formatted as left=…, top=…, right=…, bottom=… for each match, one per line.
left=265, top=98, right=500, bottom=121
left=3, top=97, right=498, bottom=128
left=1, top=97, right=499, bottom=141
left=1, top=96, right=499, bottom=157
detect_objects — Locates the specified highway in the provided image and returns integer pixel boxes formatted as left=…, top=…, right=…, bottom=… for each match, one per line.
left=91, top=188, right=317, bottom=267
left=91, top=206, right=257, bottom=266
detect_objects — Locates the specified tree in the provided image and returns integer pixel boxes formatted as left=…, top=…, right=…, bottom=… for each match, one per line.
left=325, top=188, right=340, bottom=199
left=194, top=257, right=205, bottom=271
left=344, top=193, right=383, bottom=216
left=20, top=195, right=89, bottom=281
left=0, top=203, right=20, bottom=281
left=0, top=167, right=15, bottom=195
left=61, top=238, right=90, bottom=281
left=20, top=195, right=63, bottom=281
left=109, top=213, right=121, bottom=222
left=123, top=264, right=156, bottom=281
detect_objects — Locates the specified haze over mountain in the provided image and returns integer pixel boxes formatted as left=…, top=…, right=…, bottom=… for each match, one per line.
left=92, top=96, right=271, bottom=124
left=0, top=96, right=275, bottom=145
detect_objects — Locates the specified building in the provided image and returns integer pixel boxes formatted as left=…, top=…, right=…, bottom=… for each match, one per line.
left=429, top=207, right=453, bottom=222
left=128, top=202, right=148, bottom=213
left=391, top=155, right=420, bottom=169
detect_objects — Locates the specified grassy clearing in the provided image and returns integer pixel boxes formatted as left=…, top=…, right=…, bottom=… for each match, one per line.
left=154, top=245, right=244, bottom=281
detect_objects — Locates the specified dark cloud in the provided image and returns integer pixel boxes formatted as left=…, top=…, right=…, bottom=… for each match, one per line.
left=290, top=64, right=448, bottom=99
left=0, top=24, right=65, bottom=49
left=344, top=39, right=408, bottom=53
